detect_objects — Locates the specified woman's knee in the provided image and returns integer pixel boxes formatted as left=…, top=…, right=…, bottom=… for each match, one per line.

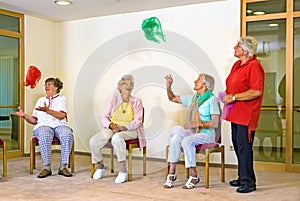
left=170, top=133, right=184, bottom=144
left=33, top=126, right=53, bottom=138
left=111, top=133, right=121, bottom=143
left=111, top=133, right=126, bottom=146
left=170, top=126, right=182, bottom=137
left=89, top=136, right=94, bottom=147
left=89, top=135, right=97, bottom=148
left=58, top=126, right=73, bottom=135
left=181, top=136, right=193, bottom=149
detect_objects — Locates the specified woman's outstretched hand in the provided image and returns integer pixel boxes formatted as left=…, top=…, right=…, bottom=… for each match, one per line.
left=13, top=106, right=25, bottom=117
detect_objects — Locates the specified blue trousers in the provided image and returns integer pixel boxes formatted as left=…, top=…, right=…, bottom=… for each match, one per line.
left=231, top=123, right=256, bottom=187
left=33, top=125, right=73, bottom=167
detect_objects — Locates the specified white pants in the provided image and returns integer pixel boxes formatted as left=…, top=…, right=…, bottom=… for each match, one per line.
left=89, top=128, right=137, bottom=164
left=168, top=125, right=215, bottom=168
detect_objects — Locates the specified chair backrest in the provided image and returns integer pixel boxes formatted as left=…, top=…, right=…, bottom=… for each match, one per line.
left=215, top=120, right=221, bottom=144
left=142, top=107, right=145, bottom=123
left=214, top=103, right=222, bottom=144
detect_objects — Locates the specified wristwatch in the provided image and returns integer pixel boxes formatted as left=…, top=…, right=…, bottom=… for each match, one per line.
left=232, top=94, right=236, bottom=102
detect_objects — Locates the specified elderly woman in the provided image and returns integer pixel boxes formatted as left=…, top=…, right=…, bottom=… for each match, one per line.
left=14, top=77, right=74, bottom=178
left=163, top=73, right=220, bottom=189
left=89, top=74, right=145, bottom=183
left=224, top=36, right=264, bottom=193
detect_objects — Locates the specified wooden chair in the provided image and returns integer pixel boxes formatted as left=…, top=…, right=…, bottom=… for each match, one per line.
left=165, top=122, right=225, bottom=188
left=91, top=108, right=146, bottom=181
left=30, top=136, right=75, bottom=174
left=0, top=138, right=7, bottom=176
left=91, top=139, right=146, bottom=181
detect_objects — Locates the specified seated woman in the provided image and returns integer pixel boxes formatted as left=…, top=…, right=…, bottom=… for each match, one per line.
left=14, top=77, right=73, bottom=178
left=89, top=74, right=145, bottom=183
left=163, top=73, right=220, bottom=189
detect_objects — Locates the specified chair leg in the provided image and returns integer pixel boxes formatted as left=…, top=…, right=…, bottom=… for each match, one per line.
left=186, top=167, right=189, bottom=178
left=3, top=141, right=7, bottom=176
left=70, top=141, right=75, bottom=173
left=110, top=147, right=114, bottom=173
left=143, top=146, right=146, bottom=176
left=205, top=149, right=210, bottom=188
left=128, top=145, right=133, bottom=181
left=91, top=163, right=95, bottom=178
left=165, top=145, right=169, bottom=177
left=30, top=139, right=35, bottom=174
left=221, top=145, right=225, bottom=182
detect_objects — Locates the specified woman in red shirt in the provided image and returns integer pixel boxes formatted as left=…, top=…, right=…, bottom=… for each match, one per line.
left=224, top=36, right=264, bottom=193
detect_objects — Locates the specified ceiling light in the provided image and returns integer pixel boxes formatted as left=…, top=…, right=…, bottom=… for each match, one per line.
left=268, top=23, right=279, bottom=27
left=253, top=11, right=265, bottom=15
left=55, top=0, right=72, bottom=6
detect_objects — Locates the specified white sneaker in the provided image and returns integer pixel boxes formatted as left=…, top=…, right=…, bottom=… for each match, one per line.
left=92, top=166, right=106, bottom=180
left=115, top=172, right=128, bottom=183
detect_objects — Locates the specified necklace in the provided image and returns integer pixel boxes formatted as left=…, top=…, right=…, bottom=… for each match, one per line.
left=122, top=102, right=128, bottom=113
left=46, top=94, right=59, bottom=107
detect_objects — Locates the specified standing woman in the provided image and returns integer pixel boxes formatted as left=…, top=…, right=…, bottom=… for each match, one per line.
left=224, top=36, right=264, bottom=193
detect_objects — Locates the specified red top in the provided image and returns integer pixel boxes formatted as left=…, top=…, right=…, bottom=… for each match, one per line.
left=225, top=55, right=264, bottom=132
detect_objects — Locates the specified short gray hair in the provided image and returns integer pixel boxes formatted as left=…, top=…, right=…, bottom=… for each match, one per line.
left=118, top=74, right=135, bottom=87
left=240, top=36, right=258, bottom=57
left=199, top=73, right=215, bottom=91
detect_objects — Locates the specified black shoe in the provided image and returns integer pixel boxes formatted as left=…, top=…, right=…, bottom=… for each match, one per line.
left=229, top=179, right=241, bottom=187
left=236, top=184, right=257, bottom=193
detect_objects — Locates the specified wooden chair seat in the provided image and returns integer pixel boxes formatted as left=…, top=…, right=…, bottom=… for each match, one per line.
left=30, top=136, right=75, bottom=174
left=0, top=138, right=7, bottom=176
left=195, top=143, right=220, bottom=151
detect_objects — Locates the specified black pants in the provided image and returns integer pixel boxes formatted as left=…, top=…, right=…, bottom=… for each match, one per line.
left=231, top=123, right=256, bottom=187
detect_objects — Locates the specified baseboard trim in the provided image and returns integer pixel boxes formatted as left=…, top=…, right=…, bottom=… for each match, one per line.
left=24, top=150, right=238, bottom=169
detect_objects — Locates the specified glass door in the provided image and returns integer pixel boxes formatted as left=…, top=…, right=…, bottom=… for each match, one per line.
left=242, top=0, right=300, bottom=172
left=0, top=10, right=24, bottom=157
left=293, top=17, right=300, bottom=164
left=247, top=19, right=286, bottom=164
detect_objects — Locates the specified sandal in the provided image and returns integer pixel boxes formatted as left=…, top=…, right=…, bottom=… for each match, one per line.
left=182, top=176, right=200, bottom=189
left=163, top=174, right=177, bottom=188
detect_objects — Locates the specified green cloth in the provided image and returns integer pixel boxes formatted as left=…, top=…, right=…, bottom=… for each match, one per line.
left=196, top=89, right=213, bottom=107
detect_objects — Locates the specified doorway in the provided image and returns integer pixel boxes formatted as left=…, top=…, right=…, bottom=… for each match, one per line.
left=0, top=9, right=24, bottom=157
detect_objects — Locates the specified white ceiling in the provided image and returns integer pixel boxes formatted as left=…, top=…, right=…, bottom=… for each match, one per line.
left=0, top=0, right=221, bottom=22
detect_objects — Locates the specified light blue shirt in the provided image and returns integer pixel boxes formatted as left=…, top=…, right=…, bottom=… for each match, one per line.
left=180, top=94, right=220, bottom=136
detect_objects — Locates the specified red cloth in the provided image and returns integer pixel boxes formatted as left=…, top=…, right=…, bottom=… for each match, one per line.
left=225, top=55, right=264, bottom=141
left=24, top=65, right=41, bottom=89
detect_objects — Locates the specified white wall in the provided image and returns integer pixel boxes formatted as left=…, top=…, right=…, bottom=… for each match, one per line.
left=24, top=16, right=57, bottom=152
left=25, top=0, right=240, bottom=165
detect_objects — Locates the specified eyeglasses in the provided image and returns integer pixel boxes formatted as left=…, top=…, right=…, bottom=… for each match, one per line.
left=44, top=83, right=54, bottom=87
left=121, top=82, right=133, bottom=87
left=235, top=43, right=245, bottom=51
